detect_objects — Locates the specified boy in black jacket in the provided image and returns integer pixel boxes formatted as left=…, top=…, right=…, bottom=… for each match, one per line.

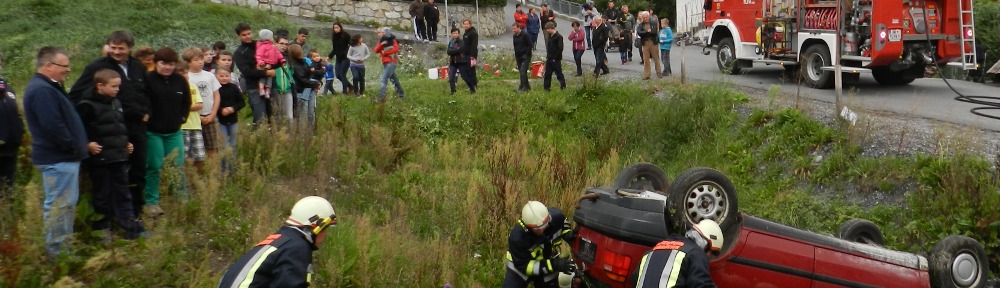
left=215, top=68, right=244, bottom=172
left=76, top=69, right=145, bottom=239
left=447, top=28, right=475, bottom=94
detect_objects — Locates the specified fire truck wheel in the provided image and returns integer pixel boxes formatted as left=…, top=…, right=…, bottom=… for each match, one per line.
left=837, top=218, right=885, bottom=246
left=667, top=167, right=739, bottom=234
left=716, top=38, right=741, bottom=74
left=613, top=162, right=670, bottom=193
left=929, top=235, right=989, bottom=288
left=799, top=45, right=834, bottom=89
left=872, top=68, right=917, bottom=86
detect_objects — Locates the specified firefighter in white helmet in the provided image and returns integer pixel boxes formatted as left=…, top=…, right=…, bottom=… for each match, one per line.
left=633, top=219, right=723, bottom=288
left=218, top=196, right=337, bottom=288
left=504, top=200, right=576, bottom=288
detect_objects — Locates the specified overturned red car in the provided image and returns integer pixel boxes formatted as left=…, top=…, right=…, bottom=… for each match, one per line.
left=571, top=163, right=993, bottom=288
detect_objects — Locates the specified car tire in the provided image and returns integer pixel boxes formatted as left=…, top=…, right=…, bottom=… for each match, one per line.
left=837, top=218, right=885, bottom=246
left=929, top=235, right=989, bottom=288
left=799, top=44, right=834, bottom=89
left=716, top=38, right=741, bottom=74
left=666, top=167, right=739, bottom=234
left=613, top=163, right=670, bottom=193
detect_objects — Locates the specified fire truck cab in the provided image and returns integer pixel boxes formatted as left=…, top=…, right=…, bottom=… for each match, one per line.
left=702, top=0, right=978, bottom=88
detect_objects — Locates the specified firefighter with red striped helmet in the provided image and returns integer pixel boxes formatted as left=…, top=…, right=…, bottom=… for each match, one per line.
left=218, top=196, right=337, bottom=288
left=633, top=219, right=724, bottom=288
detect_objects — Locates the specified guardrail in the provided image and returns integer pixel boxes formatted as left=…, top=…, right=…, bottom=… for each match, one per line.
left=525, top=0, right=584, bottom=20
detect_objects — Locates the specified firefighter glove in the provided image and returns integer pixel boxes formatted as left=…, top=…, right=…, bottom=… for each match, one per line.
left=550, top=257, right=576, bottom=273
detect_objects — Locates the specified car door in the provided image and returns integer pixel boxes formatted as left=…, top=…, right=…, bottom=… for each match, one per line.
left=714, top=231, right=814, bottom=287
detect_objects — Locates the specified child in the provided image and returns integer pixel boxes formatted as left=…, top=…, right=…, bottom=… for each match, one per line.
left=183, top=48, right=222, bottom=165
left=308, top=51, right=326, bottom=90
left=201, top=47, right=216, bottom=72
left=347, top=34, right=370, bottom=97
left=322, top=59, right=335, bottom=96
left=135, top=45, right=156, bottom=72
left=446, top=28, right=473, bottom=94
left=213, top=50, right=242, bottom=92
left=75, top=69, right=146, bottom=239
left=256, top=29, right=285, bottom=99
left=177, top=59, right=206, bottom=170
left=215, top=68, right=244, bottom=172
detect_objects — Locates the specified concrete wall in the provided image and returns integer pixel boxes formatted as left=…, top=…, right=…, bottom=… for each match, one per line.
left=212, top=0, right=508, bottom=36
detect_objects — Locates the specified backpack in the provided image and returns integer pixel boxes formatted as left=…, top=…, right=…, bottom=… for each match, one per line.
left=274, top=64, right=295, bottom=93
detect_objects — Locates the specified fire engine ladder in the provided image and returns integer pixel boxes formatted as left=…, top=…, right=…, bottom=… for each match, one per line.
left=955, top=0, right=976, bottom=70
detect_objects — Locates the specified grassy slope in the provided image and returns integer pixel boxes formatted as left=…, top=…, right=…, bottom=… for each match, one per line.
left=1, top=0, right=998, bottom=287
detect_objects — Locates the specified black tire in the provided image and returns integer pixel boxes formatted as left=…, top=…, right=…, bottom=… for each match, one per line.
left=613, top=163, right=670, bottom=193
left=872, top=67, right=917, bottom=86
left=837, top=218, right=885, bottom=246
left=929, top=235, right=989, bottom=288
left=799, top=44, right=834, bottom=89
left=666, top=168, right=739, bottom=234
left=716, top=37, right=741, bottom=74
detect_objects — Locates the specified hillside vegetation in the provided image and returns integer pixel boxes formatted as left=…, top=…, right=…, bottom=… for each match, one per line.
left=0, top=0, right=997, bottom=287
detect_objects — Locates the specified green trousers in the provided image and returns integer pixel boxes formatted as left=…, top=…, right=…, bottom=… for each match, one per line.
left=144, top=131, right=184, bottom=205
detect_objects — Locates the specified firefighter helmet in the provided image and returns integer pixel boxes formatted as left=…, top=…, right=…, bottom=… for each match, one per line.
left=521, top=201, right=551, bottom=229
left=287, top=196, right=337, bottom=235
left=693, top=219, right=724, bottom=251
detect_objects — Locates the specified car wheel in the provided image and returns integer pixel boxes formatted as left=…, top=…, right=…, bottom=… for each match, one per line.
left=667, top=167, right=739, bottom=233
left=837, top=218, right=885, bottom=246
left=716, top=37, right=741, bottom=74
left=799, top=44, right=834, bottom=89
left=613, top=163, right=670, bottom=193
left=929, top=235, right=989, bottom=288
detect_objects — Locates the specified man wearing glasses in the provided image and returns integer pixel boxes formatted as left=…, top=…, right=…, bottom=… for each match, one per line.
left=504, top=201, right=577, bottom=288
left=22, top=46, right=89, bottom=258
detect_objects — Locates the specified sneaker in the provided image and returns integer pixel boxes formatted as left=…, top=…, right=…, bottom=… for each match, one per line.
left=145, top=205, right=164, bottom=217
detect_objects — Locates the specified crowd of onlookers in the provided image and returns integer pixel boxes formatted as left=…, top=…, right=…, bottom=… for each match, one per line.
left=0, top=20, right=421, bottom=259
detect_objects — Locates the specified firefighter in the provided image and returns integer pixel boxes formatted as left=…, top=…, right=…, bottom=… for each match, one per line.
left=218, top=196, right=337, bottom=288
left=504, top=201, right=576, bottom=288
left=633, top=219, right=724, bottom=288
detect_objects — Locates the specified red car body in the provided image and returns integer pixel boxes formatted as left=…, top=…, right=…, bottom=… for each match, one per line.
left=572, top=192, right=931, bottom=288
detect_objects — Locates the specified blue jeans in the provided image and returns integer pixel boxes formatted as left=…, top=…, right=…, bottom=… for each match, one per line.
left=584, top=26, right=593, bottom=48
left=36, top=161, right=81, bottom=257
left=351, top=65, right=366, bottom=95
left=335, top=58, right=353, bottom=93
left=378, top=63, right=405, bottom=101
left=220, top=123, right=238, bottom=172
left=245, top=88, right=271, bottom=126
left=297, top=88, right=318, bottom=129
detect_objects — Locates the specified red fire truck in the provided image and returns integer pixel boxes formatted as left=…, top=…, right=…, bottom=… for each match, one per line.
left=702, top=0, right=978, bottom=88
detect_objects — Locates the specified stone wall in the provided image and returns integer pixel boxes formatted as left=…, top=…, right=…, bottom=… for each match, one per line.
left=212, top=0, right=508, bottom=36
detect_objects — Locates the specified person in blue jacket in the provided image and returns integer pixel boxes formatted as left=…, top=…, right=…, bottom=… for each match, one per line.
left=0, top=49, right=24, bottom=197
left=527, top=7, right=541, bottom=50
left=658, top=18, right=674, bottom=76
left=23, top=47, right=89, bottom=258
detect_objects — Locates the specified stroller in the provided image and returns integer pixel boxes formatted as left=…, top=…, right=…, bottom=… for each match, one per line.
left=606, top=23, right=622, bottom=52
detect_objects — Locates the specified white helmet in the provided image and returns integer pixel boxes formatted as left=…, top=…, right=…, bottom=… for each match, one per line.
left=286, top=196, right=337, bottom=235
left=693, top=219, right=724, bottom=251
left=521, top=201, right=551, bottom=229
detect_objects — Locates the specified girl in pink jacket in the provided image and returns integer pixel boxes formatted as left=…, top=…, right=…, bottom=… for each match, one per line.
left=255, top=29, right=285, bottom=99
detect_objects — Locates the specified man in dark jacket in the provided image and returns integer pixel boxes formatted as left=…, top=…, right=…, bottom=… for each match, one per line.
left=540, top=4, right=557, bottom=29
left=409, top=0, right=427, bottom=41
left=592, top=17, right=611, bottom=76
left=543, top=23, right=566, bottom=91
left=462, top=19, right=479, bottom=89
left=0, top=52, right=24, bottom=196
left=512, top=23, right=533, bottom=93
left=503, top=201, right=575, bottom=288
left=219, top=196, right=337, bottom=288
left=68, top=30, right=151, bottom=216
left=233, top=23, right=276, bottom=126
left=23, top=47, right=89, bottom=258
left=604, top=1, right=621, bottom=26
left=424, top=0, right=441, bottom=41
